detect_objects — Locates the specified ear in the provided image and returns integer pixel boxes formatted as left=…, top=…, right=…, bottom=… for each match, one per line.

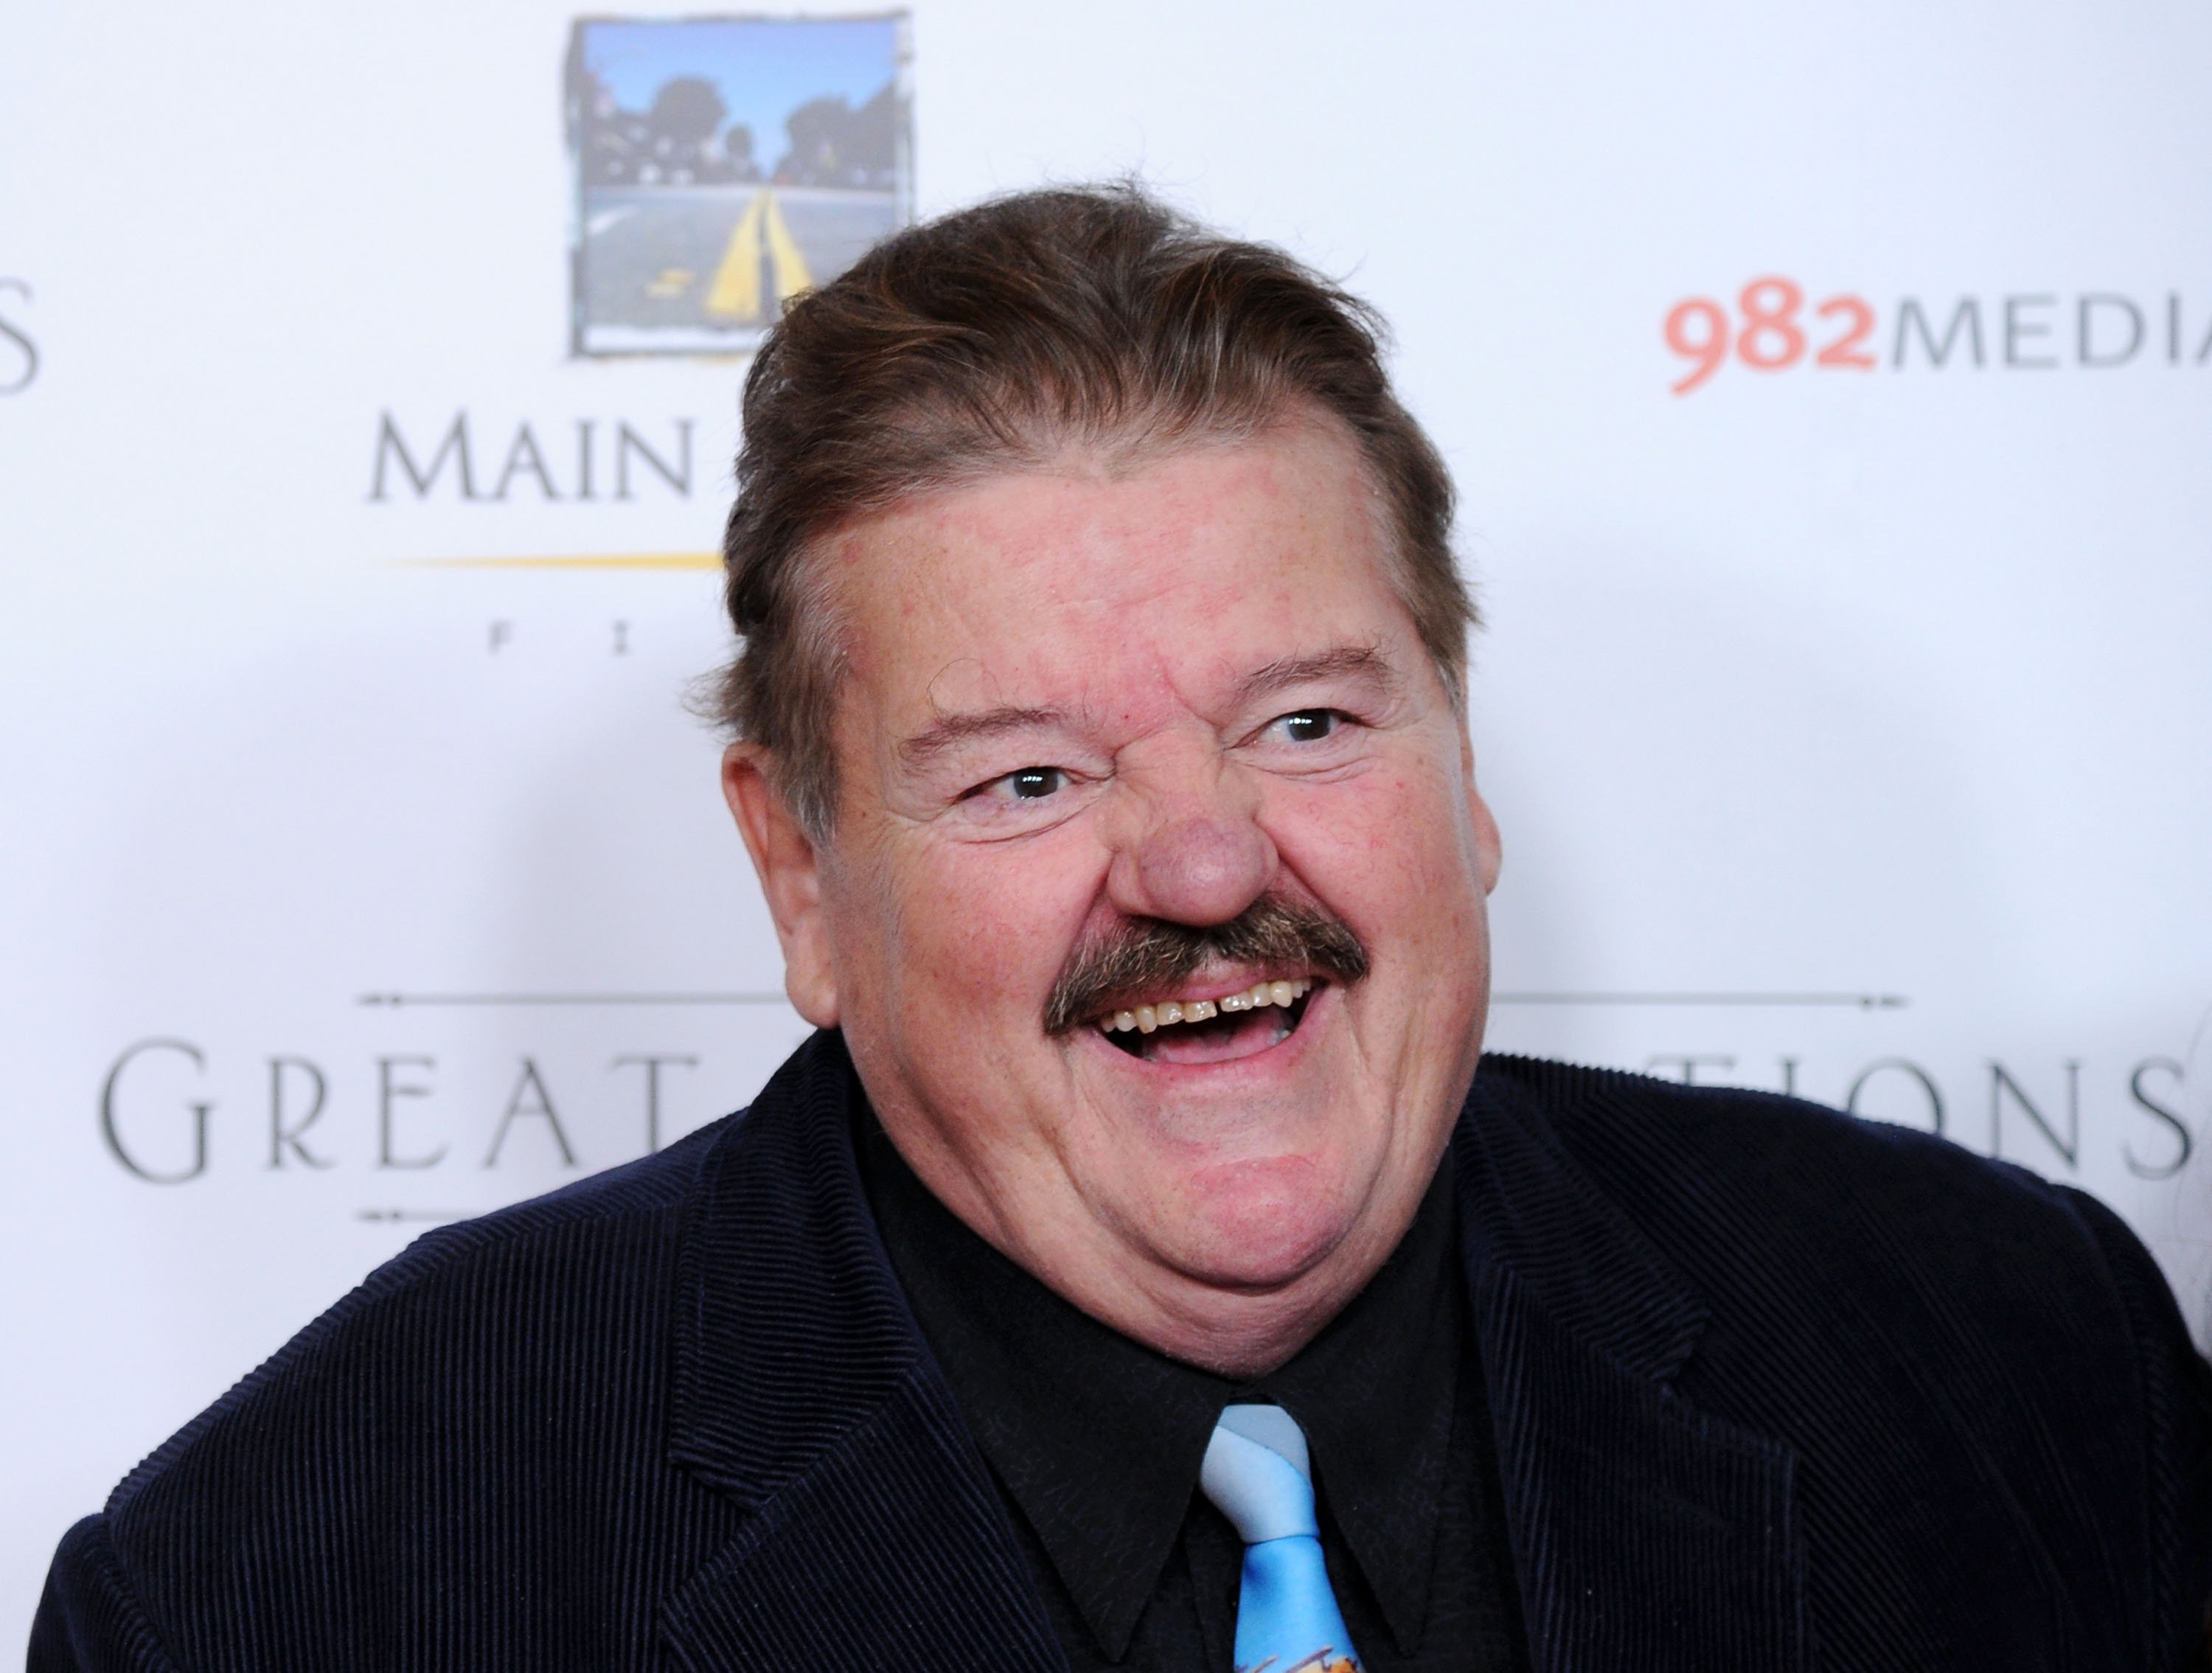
left=1461, top=724, right=1503, bottom=897
left=722, top=743, right=840, bottom=1028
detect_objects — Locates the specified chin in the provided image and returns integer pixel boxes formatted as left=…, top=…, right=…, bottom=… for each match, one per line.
left=1163, top=1153, right=1366, bottom=1291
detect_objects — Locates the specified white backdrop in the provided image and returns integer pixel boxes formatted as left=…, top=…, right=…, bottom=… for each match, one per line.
left=5, top=0, right=2211, bottom=1647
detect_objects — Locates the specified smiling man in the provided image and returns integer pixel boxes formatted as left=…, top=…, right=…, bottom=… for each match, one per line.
left=730, top=411, right=1497, bottom=1386
left=32, top=187, right=2212, bottom=1672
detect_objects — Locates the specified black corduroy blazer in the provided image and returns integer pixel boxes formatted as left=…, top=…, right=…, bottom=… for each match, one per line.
left=30, top=1032, right=2212, bottom=1671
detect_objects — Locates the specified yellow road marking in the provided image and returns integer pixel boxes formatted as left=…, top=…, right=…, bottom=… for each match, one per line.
left=389, top=553, right=720, bottom=571
left=704, top=188, right=813, bottom=321
left=762, top=191, right=813, bottom=303
left=705, top=191, right=768, bottom=319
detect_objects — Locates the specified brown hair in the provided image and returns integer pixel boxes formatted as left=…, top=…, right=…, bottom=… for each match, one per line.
left=712, top=182, right=1475, bottom=840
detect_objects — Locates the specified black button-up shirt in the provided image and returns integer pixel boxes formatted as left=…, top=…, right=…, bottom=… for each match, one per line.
left=858, top=1107, right=1529, bottom=1672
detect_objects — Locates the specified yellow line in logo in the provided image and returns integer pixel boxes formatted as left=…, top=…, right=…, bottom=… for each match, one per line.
left=389, top=554, right=720, bottom=571
left=703, top=187, right=812, bottom=321
left=762, top=190, right=813, bottom=304
left=705, top=191, right=768, bottom=321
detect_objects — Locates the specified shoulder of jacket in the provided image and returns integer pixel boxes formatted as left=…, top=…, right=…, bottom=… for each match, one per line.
left=105, top=1113, right=738, bottom=1522
left=1474, top=1051, right=2110, bottom=1293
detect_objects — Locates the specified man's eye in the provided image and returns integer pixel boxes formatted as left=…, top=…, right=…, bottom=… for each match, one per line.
left=988, top=766, right=1068, bottom=801
left=1270, top=710, right=1340, bottom=744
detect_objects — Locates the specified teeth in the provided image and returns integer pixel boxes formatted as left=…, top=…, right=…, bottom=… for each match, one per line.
left=1097, top=978, right=1313, bottom=1034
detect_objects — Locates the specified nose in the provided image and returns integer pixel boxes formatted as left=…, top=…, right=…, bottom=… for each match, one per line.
left=1103, top=754, right=1277, bottom=926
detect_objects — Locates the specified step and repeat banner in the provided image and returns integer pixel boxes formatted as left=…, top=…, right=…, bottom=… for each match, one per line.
left=4, top=0, right=2208, bottom=1641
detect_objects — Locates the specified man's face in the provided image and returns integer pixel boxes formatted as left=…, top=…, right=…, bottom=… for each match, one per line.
left=728, top=415, right=1501, bottom=1373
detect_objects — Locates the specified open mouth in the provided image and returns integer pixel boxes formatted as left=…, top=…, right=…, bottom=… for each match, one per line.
left=1093, top=978, right=1319, bottom=1065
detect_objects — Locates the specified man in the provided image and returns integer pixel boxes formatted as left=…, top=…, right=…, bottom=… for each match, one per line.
left=31, top=187, right=2212, bottom=1672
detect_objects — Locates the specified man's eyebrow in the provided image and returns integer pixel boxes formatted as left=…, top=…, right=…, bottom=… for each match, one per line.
left=897, top=706, right=1069, bottom=770
left=1234, top=645, right=1397, bottom=708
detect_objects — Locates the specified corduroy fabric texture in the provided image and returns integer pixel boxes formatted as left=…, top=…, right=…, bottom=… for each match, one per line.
left=29, top=1032, right=2212, bottom=1672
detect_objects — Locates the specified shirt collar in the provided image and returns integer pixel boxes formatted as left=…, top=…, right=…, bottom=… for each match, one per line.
left=858, top=1105, right=1462, bottom=1660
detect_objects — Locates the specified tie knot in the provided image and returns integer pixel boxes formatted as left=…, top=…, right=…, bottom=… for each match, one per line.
left=1200, top=1404, right=1321, bottom=1545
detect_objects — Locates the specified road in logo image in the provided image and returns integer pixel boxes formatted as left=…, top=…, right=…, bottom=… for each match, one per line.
left=566, top=14, right=911, bottom=357
left=1664, top=279, right=2212, bottom=394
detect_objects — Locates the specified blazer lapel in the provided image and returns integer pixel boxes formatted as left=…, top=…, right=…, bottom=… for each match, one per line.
left=657, top=1032, right=1065, bottom=1672
left=1457, top=1064, right=1806, bottom=1673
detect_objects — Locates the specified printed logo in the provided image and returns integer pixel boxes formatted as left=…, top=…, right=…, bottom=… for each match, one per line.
left=565, top=13, right=912, bottom=357
left=89, top=1029, right=2202, bottom=1206
left=1664, top=279, right=2212, bottom=394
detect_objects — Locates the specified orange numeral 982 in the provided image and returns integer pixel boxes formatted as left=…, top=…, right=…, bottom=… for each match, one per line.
left=1665, top=279, right=1877, bottom=394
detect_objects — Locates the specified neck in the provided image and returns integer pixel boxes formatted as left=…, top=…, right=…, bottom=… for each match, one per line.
left=1090, top=1265, right=1385, bottom=1380
left=905, top=1141, right=1444, bottom=1382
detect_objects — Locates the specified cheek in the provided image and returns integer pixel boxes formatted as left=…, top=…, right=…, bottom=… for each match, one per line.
left=894, top=832, right=1102, bottom=1009
left=1272, top=759, right=1486, bottom=939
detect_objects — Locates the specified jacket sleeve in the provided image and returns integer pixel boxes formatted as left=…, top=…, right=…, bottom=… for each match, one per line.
left=2063, top=1188, right=2212, bottom=1672
left=26, top=1517, right=183, bottom=1673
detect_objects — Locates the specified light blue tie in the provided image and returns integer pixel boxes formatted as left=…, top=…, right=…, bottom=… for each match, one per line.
left=1200, top=1404, right=1363, bottom=1673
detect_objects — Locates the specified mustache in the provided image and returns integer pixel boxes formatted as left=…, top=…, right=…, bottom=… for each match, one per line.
left=1043, top=895, right=1371, bottom=1035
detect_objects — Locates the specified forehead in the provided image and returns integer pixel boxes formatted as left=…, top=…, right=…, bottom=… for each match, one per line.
left=823, top=420, right=1414, bottom=725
